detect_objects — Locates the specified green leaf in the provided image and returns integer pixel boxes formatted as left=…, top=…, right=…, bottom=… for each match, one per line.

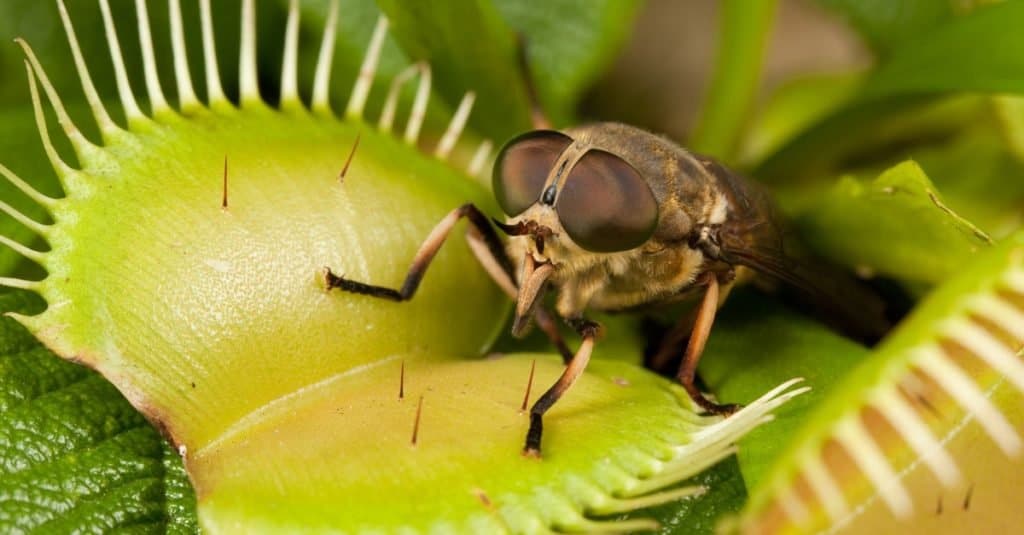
left=0, top=290, right=197, bottom=533
left=644, top=457, right=747, bottom=535
left=815, top=0, right=956, bottom=54
left=375, top=0, right=532, bottom=142
left=753, top=93, right=985, bottom=185
left=490, top=0, right=641, bottom=129
left=697, top=290, right=869, bottom=491
left=792, top=160, right=991, bottom=286
left=859, top=1, right=1024, bottom=100
left=374, top=0, right=639, bottom=141
left=993, top=94, right=1024, bottom=161
left=913, top=124, right=1024, bottom=239
left=755, top=1, right=1024, bottom=184
left=736, top=73, right=860, bottom=167
left=689, top=0, right=777, bottom=160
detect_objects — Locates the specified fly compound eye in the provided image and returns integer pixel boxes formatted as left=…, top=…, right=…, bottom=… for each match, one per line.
left=493, top=130, right=573, bottom=216
left=556, top=150, right=658, bottom=253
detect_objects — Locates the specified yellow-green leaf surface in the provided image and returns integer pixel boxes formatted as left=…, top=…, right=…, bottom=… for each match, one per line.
left=195, top=354, right=787, bottom=532
left=20, top=111, right=505, bottom=452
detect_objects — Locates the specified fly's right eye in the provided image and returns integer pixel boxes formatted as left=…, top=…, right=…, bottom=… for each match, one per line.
left=492, top=130, right=573, bottom=216
left=555, top=149, right=658, bottom=253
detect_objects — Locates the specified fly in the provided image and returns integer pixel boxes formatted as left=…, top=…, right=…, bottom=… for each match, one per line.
left=325, top=53, right=886, bottom=458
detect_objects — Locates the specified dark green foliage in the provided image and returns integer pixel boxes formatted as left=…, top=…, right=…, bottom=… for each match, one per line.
left=0, top=292, right=197, bottom=533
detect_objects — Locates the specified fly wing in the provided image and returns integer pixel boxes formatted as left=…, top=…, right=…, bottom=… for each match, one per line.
left=705, top=158, right=890, bottom=341
left=723, top=241, right=890, bottom=341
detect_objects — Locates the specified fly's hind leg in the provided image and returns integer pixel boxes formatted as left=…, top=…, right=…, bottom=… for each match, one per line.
left=675, top=271, right=741, bottom=416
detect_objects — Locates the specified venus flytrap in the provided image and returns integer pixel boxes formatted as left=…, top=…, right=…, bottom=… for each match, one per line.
left=0, top=1, right=804, bottom=532
left=736, top=230, right=1024, bottom=534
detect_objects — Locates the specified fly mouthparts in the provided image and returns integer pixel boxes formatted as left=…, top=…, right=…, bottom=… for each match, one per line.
left=511, top=313, right=532, bottom=338
left=493, top=219, right=527, bottom=236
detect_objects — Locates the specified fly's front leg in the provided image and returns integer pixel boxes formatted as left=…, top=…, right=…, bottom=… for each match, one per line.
left=325, top=203, right=512, bottom=301
left=675, top=271, right=741, bottom=415
left=466, top=230, right=573, bottom=363
left=523, top=318, right=600, bottom=457
left=328, top=203, right=575, bottom=363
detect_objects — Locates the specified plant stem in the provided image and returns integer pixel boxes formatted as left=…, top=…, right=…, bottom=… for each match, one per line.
left=690, top=0, right=778, bottom=161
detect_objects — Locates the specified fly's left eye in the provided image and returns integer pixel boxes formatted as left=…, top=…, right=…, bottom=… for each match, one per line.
left=555, top=150, right=658, bottom=253
left=493, top=130, right=572, bottom=216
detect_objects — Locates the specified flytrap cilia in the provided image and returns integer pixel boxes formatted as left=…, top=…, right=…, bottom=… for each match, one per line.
left=326, top=44, right=887, bottom=458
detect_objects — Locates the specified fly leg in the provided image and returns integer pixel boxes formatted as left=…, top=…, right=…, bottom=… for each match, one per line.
left=327, top=203, right=574, bottom=362
left=523, top=318, right=599, bottom=457
left=675, top=272, right=741, bottom=415
left=325, top=203, right=511, bottom=300
left=647, top=307, right=698, bottom=374
left=465, top=228, right=572, bottom=362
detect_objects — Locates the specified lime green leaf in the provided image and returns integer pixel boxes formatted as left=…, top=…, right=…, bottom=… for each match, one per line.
left=993, top=94, right=1024, bottom=162
left=914, top=125, right=1024, bottom=239
left=194, top=353, right=796, bottom=532
left=0, top=291, right=197, bottom=533
left=374, top=0, right=532, bottom=141
left=690, top=0, right=777, bottom=160
left=19, top=112, right=505, bottom=450
left=815, top=0, right=956, bottom=54
left=792, top=160, right=991, bottom=286
left=697, top=291, right=869, bottom=491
